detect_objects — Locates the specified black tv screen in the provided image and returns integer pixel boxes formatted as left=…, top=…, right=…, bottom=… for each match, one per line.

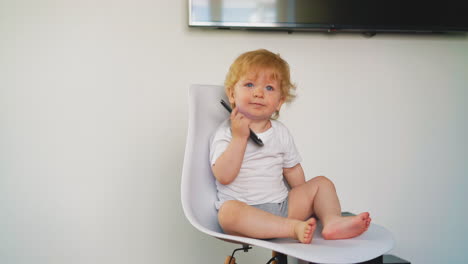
left=189, top=0, right=468, bottom=33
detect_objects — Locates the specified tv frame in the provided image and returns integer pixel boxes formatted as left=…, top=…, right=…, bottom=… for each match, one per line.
left=188, top=0, right=468, bottom=34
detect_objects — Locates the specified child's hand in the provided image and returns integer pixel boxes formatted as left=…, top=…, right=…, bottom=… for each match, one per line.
left=230, top=107, right=251, bottom=141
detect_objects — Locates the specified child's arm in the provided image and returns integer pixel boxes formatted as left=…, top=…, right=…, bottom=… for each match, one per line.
left=211, top=108, right=251, bottom=185
left=283, top=163, right=306, bottom=188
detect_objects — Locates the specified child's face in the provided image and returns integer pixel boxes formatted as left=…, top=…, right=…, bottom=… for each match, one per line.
left=228, top=68, right=285, bottom=121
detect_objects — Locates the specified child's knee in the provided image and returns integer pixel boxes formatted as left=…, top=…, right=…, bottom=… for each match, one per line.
left=218, top=200, right=246, bottom=227
left=312, top=176, right=335, bottom=187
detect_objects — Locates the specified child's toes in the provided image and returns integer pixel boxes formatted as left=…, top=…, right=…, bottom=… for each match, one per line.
left=361, top=212, right=370, bottom=220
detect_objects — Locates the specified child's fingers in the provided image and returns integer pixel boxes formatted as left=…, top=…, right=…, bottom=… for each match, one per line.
left=230, top=107, right=239, bottom=119
left=231, top=107, right=244, bottom=120
left=230, top=108, right=251, bottom=138
left=233, top=108, right=251, bottom=125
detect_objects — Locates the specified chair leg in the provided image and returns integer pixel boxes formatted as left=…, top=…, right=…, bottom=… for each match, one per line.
left=271, top=251, right=288, bottom=264
left=224, top=256, right=235, bottom=264
left=225, top=245, right=252, bottom=264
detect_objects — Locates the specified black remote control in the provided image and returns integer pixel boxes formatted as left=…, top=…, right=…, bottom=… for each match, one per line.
left=220, top=100, right=264, bottom=147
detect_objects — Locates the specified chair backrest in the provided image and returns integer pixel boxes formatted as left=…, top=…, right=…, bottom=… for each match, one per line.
left=181, top=84, right=227, bottom=234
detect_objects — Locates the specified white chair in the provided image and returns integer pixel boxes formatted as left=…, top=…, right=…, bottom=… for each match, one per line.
left=181, top=84, right=395, bottom=264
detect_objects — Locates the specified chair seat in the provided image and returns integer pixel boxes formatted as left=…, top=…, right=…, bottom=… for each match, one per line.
left=181, top=84, right=394, bottom=264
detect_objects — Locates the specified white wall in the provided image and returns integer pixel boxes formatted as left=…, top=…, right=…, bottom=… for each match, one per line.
left=1, top=1, right=467, bottom=263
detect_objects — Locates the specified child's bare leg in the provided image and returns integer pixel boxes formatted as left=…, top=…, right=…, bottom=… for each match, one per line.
left=287, top=176, right=371, bottom=240
left=218, top=200, right=316, bottom=243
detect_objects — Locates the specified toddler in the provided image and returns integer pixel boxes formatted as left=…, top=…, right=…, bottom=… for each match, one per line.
left=210, top=49, right=371, bottom=243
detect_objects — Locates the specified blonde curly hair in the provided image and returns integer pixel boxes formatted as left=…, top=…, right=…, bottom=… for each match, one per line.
left=224, top=49, right=296, bottom=119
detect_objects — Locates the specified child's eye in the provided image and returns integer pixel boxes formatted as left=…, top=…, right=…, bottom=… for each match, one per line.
left=245, top=83, right=254, bottom=88
left=265, top=85, right=274, bottom=91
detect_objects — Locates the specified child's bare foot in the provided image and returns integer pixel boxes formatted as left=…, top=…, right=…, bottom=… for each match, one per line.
left=322, top=212, right=371, bottom=240
left=294, top=218, right=316, bottom=244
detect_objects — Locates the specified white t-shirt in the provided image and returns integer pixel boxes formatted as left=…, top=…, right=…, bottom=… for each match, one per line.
left=210, top=119, right=302, bottom=209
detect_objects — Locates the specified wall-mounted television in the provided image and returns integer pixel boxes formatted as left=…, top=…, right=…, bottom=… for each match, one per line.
left=189, top=0, right=468, bottom=34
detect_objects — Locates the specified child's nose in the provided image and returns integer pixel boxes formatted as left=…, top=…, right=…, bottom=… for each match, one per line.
left=253, top=87, right=264, bottom=97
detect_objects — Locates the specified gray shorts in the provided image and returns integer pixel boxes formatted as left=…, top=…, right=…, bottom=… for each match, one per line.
left=251, top=198, right=289, bottom=218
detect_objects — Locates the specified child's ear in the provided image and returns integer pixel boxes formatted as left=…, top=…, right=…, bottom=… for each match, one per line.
left=276, top=97, right=285, bottom=111
left=227, top=88, right=235, bottom=105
